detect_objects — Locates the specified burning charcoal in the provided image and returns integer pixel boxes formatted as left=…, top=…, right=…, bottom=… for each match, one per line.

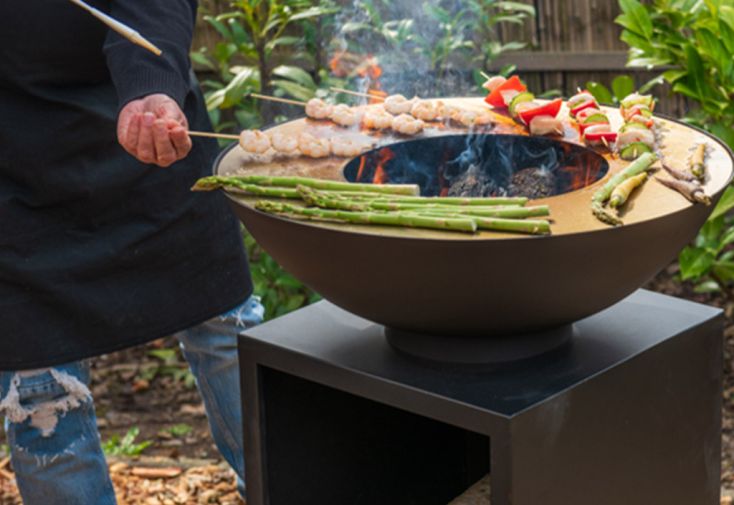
left=447, top=164, right=500, bottom=197
left=507, top=168, right=557, bottom=199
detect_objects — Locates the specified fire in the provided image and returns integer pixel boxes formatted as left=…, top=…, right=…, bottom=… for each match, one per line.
left=329, top=52, right=385, bottom=104
left=372, top=147, right=395, bottom=185
left=356, top=156, right=367, bottom=182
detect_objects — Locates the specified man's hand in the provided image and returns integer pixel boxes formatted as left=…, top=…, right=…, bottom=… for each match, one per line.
left=117, top=94, right=192, bottom=167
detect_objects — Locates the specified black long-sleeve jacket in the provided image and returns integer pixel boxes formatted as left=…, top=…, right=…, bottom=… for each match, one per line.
left=0, top=0, right=252, bottom=369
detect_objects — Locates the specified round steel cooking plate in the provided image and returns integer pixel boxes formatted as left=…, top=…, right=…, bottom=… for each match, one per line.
left=215, top=99, right=734, bottom=337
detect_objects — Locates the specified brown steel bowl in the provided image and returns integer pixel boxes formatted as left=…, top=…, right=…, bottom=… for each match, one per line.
left=215, top=99, right=734, bottom=337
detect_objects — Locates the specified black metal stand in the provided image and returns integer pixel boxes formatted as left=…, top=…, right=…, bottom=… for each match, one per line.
left=239, top=290, right=723, bottom=505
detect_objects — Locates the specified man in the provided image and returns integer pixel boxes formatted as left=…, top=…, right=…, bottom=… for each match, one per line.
left=0, top=1, right=259, bottom=503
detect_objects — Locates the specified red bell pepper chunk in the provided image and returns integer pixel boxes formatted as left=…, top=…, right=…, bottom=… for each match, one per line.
left=485, top=76, right=527, bottom=108
left=570, top=99, right=599, bottom=117
left=584, top=131, right=618, bottom=143
left=518, top=99, right=563, bottom=125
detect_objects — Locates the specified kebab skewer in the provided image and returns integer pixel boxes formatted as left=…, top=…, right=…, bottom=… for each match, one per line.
left=483, top=75, right=564, bottom=136
left=617, top=93, right=657, bottom=161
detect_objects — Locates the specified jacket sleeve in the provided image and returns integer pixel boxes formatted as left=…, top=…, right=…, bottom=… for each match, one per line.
left=103, top=0, right=197, bottom=109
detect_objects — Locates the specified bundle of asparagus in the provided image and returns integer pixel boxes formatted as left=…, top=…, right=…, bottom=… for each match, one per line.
left=591, top=152, right=658, bottom=226
left=193, top=175, right=552, bottom=235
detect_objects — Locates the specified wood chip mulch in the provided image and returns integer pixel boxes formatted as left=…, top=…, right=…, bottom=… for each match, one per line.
left=0, top=457, right=244, bottom=505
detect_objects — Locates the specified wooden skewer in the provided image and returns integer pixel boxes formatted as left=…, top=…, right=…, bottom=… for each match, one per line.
left=249, top=93, right=306, bottom=107
left=480, top=71, right=492, bottom=81
left=67, top=0, right=162, bottom=56
left=188, top=131, right=239, bottom=141
left=601, top=137, right=616, bottom=159
left=330, top=87, right=386, bottom=101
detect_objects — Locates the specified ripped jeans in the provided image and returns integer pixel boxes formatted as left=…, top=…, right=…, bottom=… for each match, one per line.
left=0, top=295, right=264, bottom=505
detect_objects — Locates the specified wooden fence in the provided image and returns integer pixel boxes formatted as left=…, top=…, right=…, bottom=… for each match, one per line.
left=192, top=0, right=688, bottom=117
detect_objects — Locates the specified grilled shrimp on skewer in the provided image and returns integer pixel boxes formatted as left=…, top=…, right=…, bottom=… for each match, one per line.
left=268, top=131, right=299, bottom=154
left=330, top=104, right=361, bottom=127
left=331, top=138, right=371, bottom=157
left=391, top=113, right=425, bottom=135
left=305, top=98, right=333, bottom=120
left=410, top=100, right=440, bottom=122
left=362, top=109, right=394, bottom=130
left=384, top=94, right=417, bottom=115
left=239, top=129, right=271, bottom=154
left=297, top=133, right=331, bottom=158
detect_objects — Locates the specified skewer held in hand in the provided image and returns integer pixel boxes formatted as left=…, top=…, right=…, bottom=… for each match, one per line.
left=188, top=131, right=240, bottom=141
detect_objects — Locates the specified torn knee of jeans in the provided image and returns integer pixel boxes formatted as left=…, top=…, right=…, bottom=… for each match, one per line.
left=0, top=368, right=92, bottom=437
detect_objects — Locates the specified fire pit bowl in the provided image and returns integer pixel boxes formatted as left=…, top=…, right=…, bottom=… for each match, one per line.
left=214, top=101, right=733, bottom=339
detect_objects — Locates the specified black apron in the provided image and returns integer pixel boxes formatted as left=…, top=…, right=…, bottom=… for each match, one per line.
left=0, top=0, right=252, bottom=370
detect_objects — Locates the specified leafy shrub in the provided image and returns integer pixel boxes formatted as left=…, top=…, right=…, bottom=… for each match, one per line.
left=617, top=0, right=734, bottom=295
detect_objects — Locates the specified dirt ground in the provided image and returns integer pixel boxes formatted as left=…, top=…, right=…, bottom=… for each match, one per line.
left=1, top=263, right=734, bottom=503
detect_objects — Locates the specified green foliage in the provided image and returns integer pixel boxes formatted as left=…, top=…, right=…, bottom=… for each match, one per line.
left=617, top=0, right=734, bottom=297
left=244, top=231, right=320, bottom=320
left=193, top=0, right=336, bottom=129
left=142, top=349, right=196, bottom=389
left=585, top=75, right=652, bottom=105
left=616, top=0, right=734, bottom=147
left=102, top=427, right=152, bottom=457
left=678, top=188, right=734, bottom=293
left=161, top=424, right=194, bottom=438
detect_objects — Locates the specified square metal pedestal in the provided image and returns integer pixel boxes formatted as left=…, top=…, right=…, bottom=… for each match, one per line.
left=239, top=290, right=724, bottom=505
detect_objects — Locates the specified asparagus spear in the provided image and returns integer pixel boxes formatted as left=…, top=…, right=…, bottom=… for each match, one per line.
left=191, top=177, right=301, bottom=198
left=690, top=144, right=707, bottom=180
left=255, top=201, right=478, bottom=233
left=407, top=213, right=551, bottom=235
left=591, top=152, right=658, bottom=226
left=409, top=205, right=550, bottom=219
left=609, top=172, right=647, bottom=209
left=350, top=195, right=529, bottom=206
left=199, top=175, right=420, bottom=196
left=655, top=177, right=711, bottom=205
left=298, top=186, right=547, bottom=218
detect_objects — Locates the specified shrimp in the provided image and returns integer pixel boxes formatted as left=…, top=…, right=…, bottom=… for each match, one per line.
left=482, top=75, right=506, bottom=92
left=239, top=129, right=271, bottom=154
left=331, top=138, right=371, bottom=158
left=384, top=94, right=418, bottom=115
left=297, top=133, right=331, bottom=158
left=330, top=104, right=361, bottom=127
left=391, top=113, right=425, bottom=135
left=362, top=109, right=394, bottom=130
left=305, top=98, right=333, bottom=120
left=410, top=100, right=440, bottom=122
left=456, top=110, right=493, bottom=127
left=268, top=131, right=299, bottom=154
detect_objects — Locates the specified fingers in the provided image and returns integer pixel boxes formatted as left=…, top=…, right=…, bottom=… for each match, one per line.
left=170, top=126, right=193, bottom=159
left=153, top=120, right=178, bottom=167
left=136, top=113, right=156, bottom=164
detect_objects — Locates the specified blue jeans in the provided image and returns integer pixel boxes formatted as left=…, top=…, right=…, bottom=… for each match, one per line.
left=0, top=295, right=263, bottom=505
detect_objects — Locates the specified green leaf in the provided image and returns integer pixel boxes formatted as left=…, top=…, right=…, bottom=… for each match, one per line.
left=611, top=75, right=636, bottom=100
left=495, top=1, right=536, bottom=15
left=586, top=81, right=614, bottom=104
left=709, top=185, right=734, bottom=221
left=662, top=69, right=688, bottom=84
left=190, top=51, right=216, bottom=71
left=271, top=79, right=316, bottom=101
left=684, top=45, right=706, bottom=100
left=709, top=123, right=734, bottom=150
left=639, top=74, right=665, bottom=93
left=617, top=0, right=654, bottom=39
left=678, top=246, right=716, bottom=280
left=272, top=65, right=316, bottom=89
left=694, top=280, right=721, bottom=293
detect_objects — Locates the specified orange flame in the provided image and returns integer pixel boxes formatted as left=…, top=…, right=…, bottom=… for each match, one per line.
left=356, top=156, right=367, bottom=182
left=372, top=147, right=395, bottom=185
